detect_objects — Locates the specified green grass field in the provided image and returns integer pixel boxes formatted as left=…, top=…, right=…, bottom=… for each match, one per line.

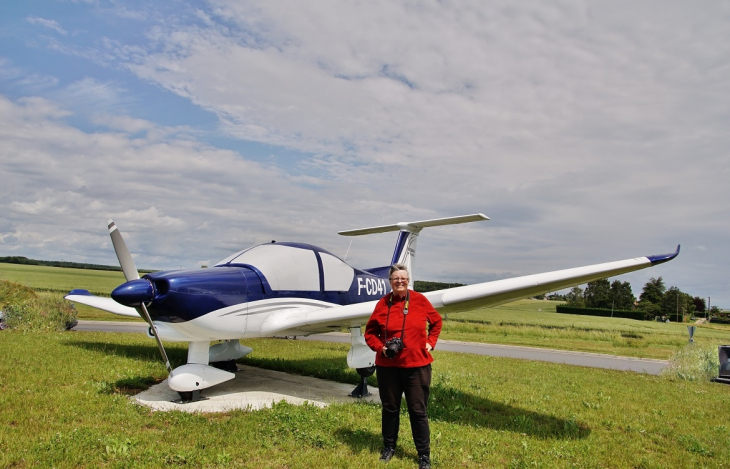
left=0, top=262, right=126, bottom=295
left=3, top=263, right=730, bottom=467
left=1, top=331, right=729, bottom=468
left=1, top=262, right=144, bottom=321
left=443, top=300, right=730, bottom=359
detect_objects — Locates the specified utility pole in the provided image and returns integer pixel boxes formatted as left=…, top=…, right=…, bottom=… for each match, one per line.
left=708, top=297, right=711, bottom=320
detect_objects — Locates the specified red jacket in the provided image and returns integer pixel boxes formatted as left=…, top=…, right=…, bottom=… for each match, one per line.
left=364, top=290, right=442, bottom=368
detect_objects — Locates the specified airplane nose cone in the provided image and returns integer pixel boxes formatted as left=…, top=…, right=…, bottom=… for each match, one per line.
left=112, top=279, right=155, bottom=306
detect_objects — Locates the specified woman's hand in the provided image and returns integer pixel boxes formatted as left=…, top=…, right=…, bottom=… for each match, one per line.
left=426, top=343, right=433, bottom=352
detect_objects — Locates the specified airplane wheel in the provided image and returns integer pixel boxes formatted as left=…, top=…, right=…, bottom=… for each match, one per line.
left=356, top=366, right=375, bottom=378
left=350, top=366, right=376, bottom=398
left=210, top=360, right=238, bottom=372
left=176, top=390, right=202, bottom=402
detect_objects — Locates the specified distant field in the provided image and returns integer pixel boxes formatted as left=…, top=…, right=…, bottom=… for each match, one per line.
left=0, top=262, right=139, bottom=321
left=3, top=263, right=729, bottom=358
left=0, top=262, right=126, bottom=295
left=445, top=299, right=730, bottom=359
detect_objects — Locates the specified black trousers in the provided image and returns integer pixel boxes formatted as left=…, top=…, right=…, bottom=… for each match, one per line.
left=376, top=364, right=432, bottom=455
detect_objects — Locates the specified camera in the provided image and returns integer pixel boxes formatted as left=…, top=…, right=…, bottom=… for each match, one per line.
left=384, top=337, right=404, bottom=358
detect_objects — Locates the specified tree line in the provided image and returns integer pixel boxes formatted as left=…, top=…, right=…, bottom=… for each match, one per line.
left=0, top=256, right=155, bottom=273
left=556, top=277, right=723, bottom=321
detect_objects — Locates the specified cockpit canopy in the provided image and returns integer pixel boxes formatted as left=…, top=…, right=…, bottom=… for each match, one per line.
left=215, top=243, right=354, bottom=292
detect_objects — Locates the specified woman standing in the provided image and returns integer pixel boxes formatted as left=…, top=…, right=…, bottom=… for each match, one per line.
left=364, top=264, right=442, bottom=469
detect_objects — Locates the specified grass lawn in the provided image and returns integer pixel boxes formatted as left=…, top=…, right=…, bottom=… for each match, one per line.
left=1, top=330, right=729, bottom=468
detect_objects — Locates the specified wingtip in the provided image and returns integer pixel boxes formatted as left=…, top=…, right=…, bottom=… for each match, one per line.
left=647, top=245, right=680, bottom=265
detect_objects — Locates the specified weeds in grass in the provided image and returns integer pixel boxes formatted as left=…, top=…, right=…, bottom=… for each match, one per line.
left=2, top=295, right=78, bottom=331
left=0, top=279, right=37, bottom=308
left=662, top=343, right=721, bottom=382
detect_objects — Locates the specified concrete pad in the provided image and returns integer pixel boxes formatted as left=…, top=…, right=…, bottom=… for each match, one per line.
left=132, top=364, right=380, bottom=413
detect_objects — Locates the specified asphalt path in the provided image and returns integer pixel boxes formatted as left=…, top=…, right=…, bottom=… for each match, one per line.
left=73, top=320, right=668, bottom=375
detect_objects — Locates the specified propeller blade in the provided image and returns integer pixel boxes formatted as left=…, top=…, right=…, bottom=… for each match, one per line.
left=108, top=219, right=139, bottom=282
left=139, top=303, right=172, bottom=374
left=107, top=219, right=172, bottom=374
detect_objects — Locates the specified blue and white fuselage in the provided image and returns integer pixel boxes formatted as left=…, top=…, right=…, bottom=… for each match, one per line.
left=108, top=242, right=392, bottom=341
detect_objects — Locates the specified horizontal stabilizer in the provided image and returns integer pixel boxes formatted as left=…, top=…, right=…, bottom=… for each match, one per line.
left=339, top=213, right=489, bottom=236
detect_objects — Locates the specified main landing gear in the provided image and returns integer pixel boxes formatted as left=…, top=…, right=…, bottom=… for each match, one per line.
left=350, top=366, right=375, bottom=398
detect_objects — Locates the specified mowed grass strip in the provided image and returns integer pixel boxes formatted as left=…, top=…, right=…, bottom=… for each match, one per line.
left=1, top=331, right=729, bottom=468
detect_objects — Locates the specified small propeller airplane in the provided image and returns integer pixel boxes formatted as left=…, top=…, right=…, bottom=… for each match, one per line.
left=65, top=214, right=679, bottom=401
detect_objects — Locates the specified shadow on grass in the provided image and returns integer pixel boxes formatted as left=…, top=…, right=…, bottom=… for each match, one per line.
left=61, top=341, right=589, bottom=439
left=63, top=340, right=180, bottom=395
left=63, top=339, right=188, bottom=366
left=429, top=384, right=589, bottom=439
left=245, top=356, right=590, bottom=440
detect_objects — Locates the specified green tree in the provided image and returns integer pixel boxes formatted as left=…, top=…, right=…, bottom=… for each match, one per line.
left=637, top=300, right=662, bottom=320
left=639, top=277, right=666, bottom=305
left=692, top=297, right=706, bottom=313
left=610, top=280, right=636, bottom=310
left=662, top=287, right=695, bottom=321
left=566, top=286, right=585, bottom=307
left=584, top=279, right=611, bottom=309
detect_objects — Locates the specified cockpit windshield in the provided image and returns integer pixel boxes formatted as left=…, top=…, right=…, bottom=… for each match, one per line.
left=215, top=243, right=354, bottom=292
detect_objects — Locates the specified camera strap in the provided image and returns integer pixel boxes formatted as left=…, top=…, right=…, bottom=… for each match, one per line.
left=384, top=290, right=410, bottom=342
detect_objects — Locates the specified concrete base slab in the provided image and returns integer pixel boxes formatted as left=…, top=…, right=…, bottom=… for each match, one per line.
left=132, top=364, right=380, bottom=413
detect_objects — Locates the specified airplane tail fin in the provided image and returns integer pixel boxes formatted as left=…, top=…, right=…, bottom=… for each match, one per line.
left=338, top=214, right=489, bottom=288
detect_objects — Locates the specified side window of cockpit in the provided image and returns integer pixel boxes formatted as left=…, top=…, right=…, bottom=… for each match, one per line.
left=320, top=252, right=355, bottom=291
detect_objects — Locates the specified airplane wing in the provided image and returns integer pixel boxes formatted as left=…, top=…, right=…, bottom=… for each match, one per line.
left=429, top=246, right=680, bottom=314
left=259, top=246, right=680, bottom=335
left=65, top=289, right=141, bottom=318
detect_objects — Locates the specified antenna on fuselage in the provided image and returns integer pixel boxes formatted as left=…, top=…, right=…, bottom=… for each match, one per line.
left=343, top=239, right=353, bottom=261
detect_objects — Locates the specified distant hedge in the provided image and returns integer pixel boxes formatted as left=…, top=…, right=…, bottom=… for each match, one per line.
left=414, top=280, right=466, bottom=293
left=0, top=256, right=155, bottom=273
left=556, top=305, right=646, bottom=321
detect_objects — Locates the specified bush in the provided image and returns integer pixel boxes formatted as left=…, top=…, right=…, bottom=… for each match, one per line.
left=2, top=296, right=78, bottom=332
left=0, top=280, right=37, bottom=309
left=662, top=344, right=721, bottom=382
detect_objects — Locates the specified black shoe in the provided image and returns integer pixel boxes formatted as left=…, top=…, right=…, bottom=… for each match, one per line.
left=379, top=447, right=395, bottom=462
left=418, top=454, right=431, bottom=469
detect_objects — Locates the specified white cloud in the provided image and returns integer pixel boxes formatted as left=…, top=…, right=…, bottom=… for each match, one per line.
left=26, top=16, right=68, bottom=35
left=2, top=1, right=730, bottom=304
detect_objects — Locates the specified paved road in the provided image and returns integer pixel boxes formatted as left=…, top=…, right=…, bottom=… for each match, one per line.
left=74, top=320, right=668, bottom=375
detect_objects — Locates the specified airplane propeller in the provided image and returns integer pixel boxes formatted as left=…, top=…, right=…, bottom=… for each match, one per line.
left=108, top=220, right=172, bottom=374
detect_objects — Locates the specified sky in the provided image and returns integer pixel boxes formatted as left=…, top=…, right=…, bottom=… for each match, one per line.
left=1, top=0, right=729, bottom=307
